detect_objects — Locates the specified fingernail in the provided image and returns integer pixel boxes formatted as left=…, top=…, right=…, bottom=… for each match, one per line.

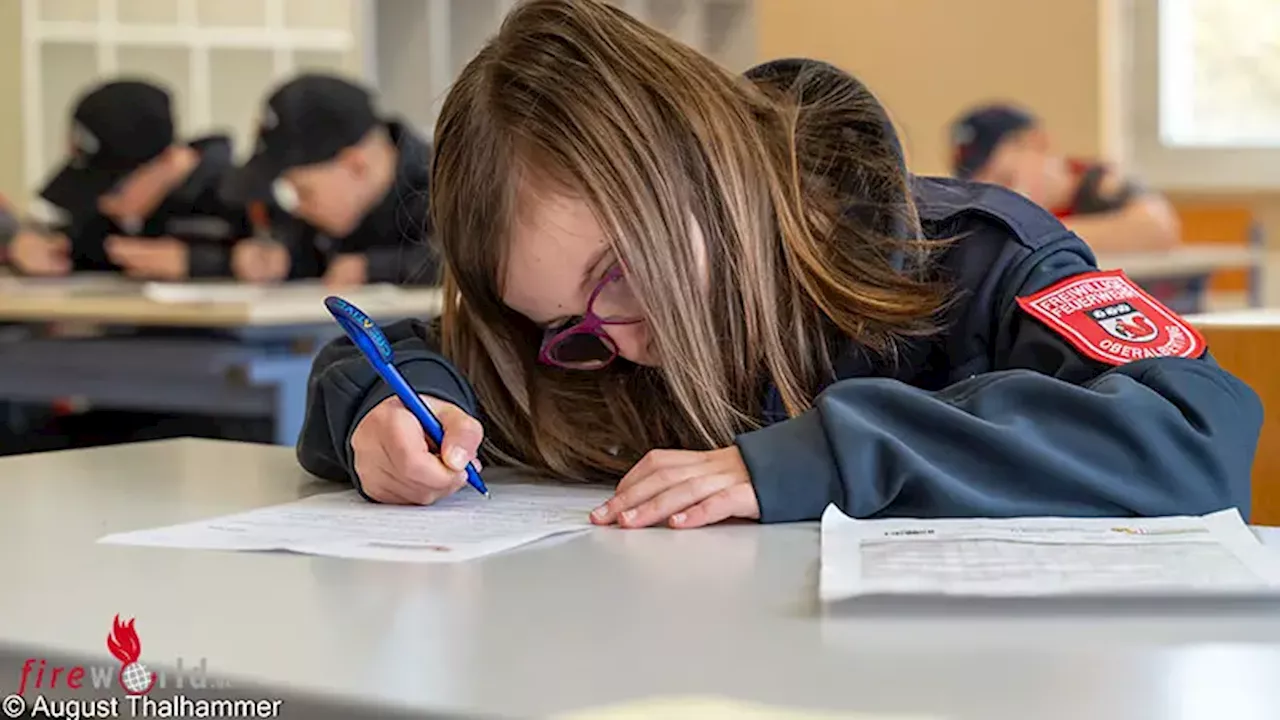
left=621, top=509, right=637, bottom=525
left=445, top=447, right=468, bottom=469
left=670, top=513, right=686, bottom=526
left=592, top=505, right=609, bottom=520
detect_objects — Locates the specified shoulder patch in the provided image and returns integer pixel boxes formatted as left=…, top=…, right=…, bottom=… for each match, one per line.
left=1015, top=269, right=1205, bottom=365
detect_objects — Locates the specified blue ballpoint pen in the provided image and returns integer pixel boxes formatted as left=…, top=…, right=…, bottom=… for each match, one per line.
left=324, top=296, right=490, bottom=498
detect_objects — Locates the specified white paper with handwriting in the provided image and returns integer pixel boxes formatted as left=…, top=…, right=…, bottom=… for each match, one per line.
left=99, top=484, right=612, bottom=563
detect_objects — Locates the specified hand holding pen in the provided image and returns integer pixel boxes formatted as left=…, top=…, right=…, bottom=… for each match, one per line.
left=232, top=201, right=291, bottom=283
left=326, top=297, right=490, bottom=504
left=351, top=393, right=487, bottom=505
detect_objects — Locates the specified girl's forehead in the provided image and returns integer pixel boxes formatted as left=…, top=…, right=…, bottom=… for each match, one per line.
left=510, top=182, right=606, bottom=258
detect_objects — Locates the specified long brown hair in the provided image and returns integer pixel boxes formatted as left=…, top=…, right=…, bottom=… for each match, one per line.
left=433, top=0, right=948, bottom=482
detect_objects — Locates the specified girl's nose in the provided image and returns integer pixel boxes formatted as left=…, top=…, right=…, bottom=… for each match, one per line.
left=604, top=323, right=654, bottom=366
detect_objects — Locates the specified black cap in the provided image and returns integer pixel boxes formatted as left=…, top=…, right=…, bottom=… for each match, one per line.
left=224, top=74, right=380, bottom=204
left=39, top=80, right=175, bottom=216
left=949, top=103, right=1036, bottom=179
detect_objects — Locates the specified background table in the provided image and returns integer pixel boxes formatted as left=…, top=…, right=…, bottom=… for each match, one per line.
left=1096, top=245, right=1262, bottom=281
left=1096, top=244, right=1265, bottom=313
left=0, top=277, right=441, bottom=445
left=2, top=439, right=1280, bottom=719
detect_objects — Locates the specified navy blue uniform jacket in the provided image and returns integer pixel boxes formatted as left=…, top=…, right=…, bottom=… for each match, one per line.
left=295, top=73, right=1262, bottom=524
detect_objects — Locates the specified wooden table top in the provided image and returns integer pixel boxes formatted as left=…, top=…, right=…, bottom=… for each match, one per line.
left=1096, top=244, right=1262, bottom=278
left=0, top=275, right=442, bottom=327
left=1187, top=309, right=1280, bottom=329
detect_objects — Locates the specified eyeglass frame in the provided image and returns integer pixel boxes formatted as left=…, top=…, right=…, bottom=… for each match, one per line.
left=537, top=264, right=642, bottom=369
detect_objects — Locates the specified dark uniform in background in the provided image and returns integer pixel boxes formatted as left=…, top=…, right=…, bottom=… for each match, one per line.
left=1046, top=158, right=1144, bottom=219
left=34, top=81, right=249, bottom=277
left=223, top=75, right=438, bottom=285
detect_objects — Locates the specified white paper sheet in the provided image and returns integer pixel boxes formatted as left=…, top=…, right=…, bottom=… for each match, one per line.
left=98, top=483, right=613, bottom=563
left=140, top=281, right=403, bottom=304
left=820, top=506, right=1280, bottom=601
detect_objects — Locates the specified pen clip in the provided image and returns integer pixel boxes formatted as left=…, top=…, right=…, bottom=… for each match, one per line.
left=324, top=296, right=394, bottom=363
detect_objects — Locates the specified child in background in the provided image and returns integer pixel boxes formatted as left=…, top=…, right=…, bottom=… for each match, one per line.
left=223, top=74, right=438, bottom=287
left=3, top=80, right=250, bottom=279
left=950, top=103, right=1181, bottom=253
left=297, top=0, right=1258, bottom=527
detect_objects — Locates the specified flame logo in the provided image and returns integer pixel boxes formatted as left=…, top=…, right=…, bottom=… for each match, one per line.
left=107, top=615, right=156, bottom=695
left=107, top=615, right=142, bottom=664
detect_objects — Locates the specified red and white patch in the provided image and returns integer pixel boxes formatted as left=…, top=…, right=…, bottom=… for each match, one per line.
left=1015, top=269, right=1205, bottom=366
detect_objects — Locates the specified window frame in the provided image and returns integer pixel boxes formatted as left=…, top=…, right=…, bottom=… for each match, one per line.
left=1127, top=0, right=1280, bottom=190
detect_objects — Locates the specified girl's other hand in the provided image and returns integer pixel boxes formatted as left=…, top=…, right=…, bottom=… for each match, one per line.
left=591, top=446, right=760, bottom=529
left=350, top=394, right=484, bottom=505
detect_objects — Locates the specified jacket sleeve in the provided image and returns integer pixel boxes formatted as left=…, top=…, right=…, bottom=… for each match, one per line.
left=263, top=213, right=326, bottom=280
left=737, top=247, right=1263, bottom=524
left=67, top=214, right=115, bottom=272
left=295, top=318, right=478, bottom=492
left=186, top=243, right=234, bottom=278
left=187, top=201, right=251, bottom=278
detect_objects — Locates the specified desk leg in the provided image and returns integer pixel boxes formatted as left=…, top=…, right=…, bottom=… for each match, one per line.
left=244, top=356, right=315, bottom=447
left=273, top=374, right=308, bottom=447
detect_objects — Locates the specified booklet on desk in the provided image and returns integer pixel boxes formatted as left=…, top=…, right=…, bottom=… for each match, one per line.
left=819, top=507, right=1280, bottom=603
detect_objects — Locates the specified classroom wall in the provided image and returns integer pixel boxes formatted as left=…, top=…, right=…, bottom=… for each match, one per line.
left=755, top=0, right=1111, bottom=177
left=0, top=1, right=23, bottom=209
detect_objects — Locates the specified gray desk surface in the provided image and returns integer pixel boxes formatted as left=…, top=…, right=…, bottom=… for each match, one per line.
left=3, top=439, right=1280, bottom=720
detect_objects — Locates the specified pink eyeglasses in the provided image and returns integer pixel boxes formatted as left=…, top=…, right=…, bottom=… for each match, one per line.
left=537, top=265, right=643, bottom=370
